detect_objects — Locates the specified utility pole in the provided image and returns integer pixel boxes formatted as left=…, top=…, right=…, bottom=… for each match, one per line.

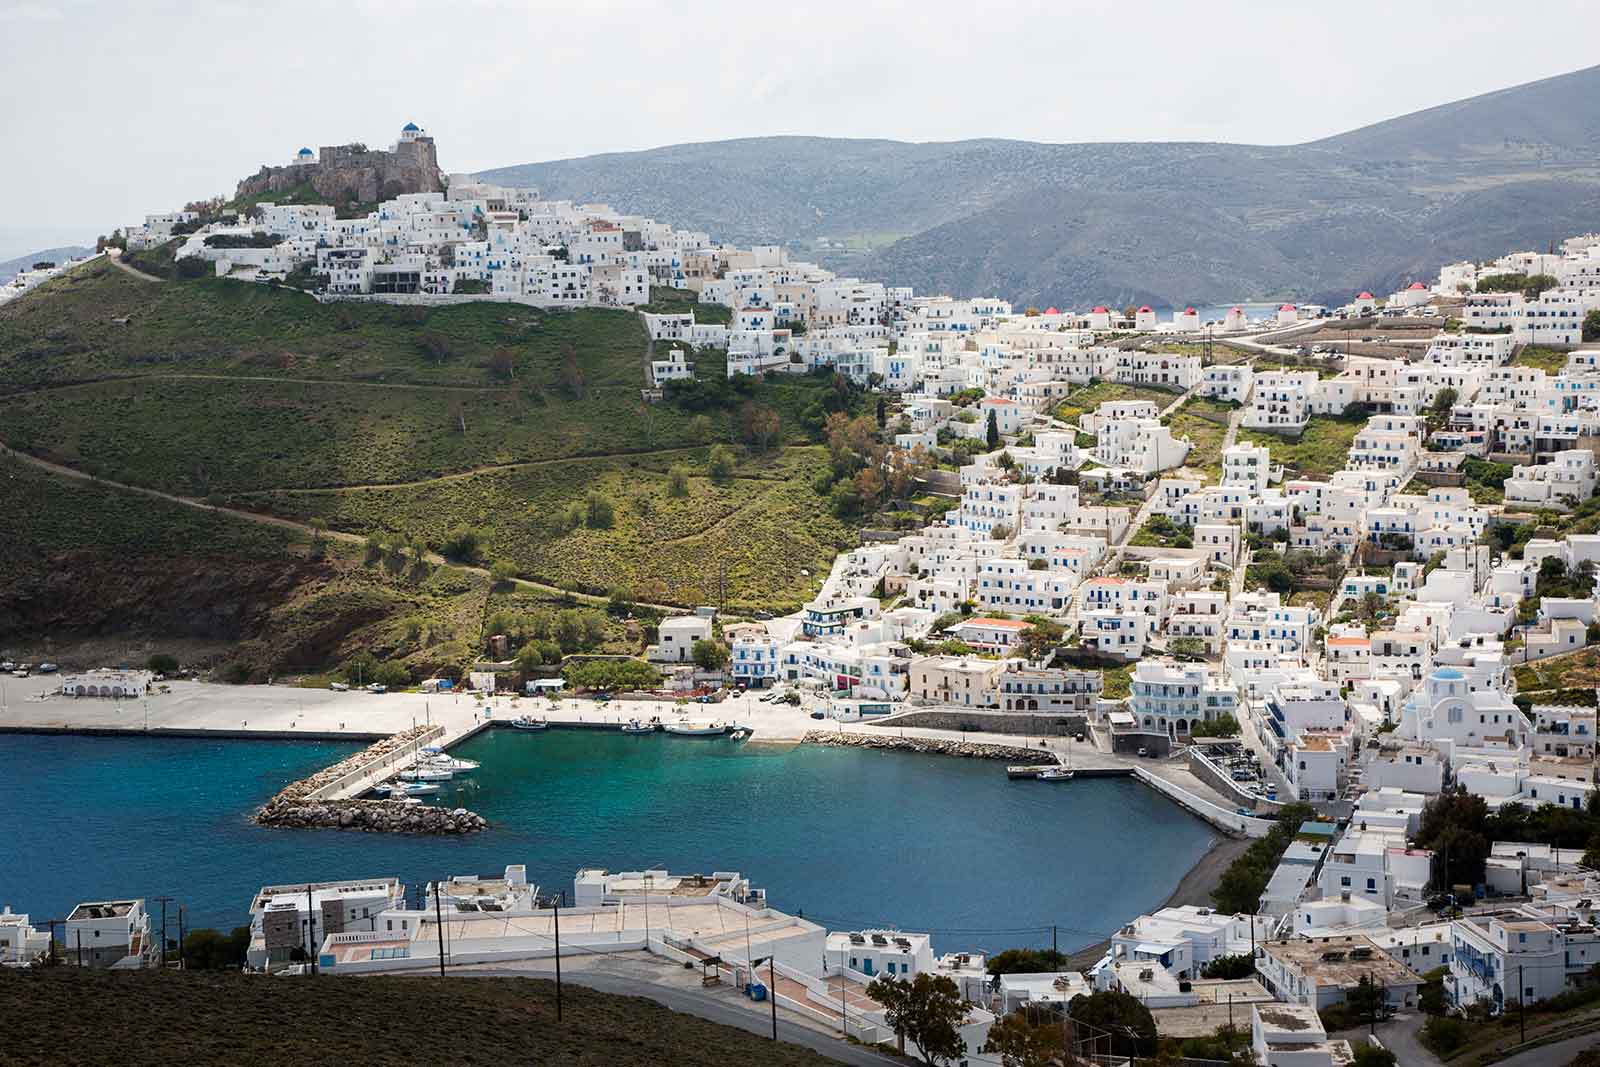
left=45, top=919, right=63, bottom=966
left=178, top=906, right=186, bottom=970
left=434, top=882, right=446, bottom=978
left=304, top=886, right=318, bottom=976
left=76, top=929, right=83, bottom=968
left=553, top=895, right=563, bottom=1023
left=770, top=954, right=779, bottom=1041
left=1519, top=963, right=1526, bottom=1044
left=154, top=896, right=173, bottom=969
left=1052, top=925, right=1058, bottom=958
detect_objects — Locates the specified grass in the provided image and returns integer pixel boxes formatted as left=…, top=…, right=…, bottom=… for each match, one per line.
left=0, top=968, right=838, bottom=1067
left=639, top=285, right=732, bottom=325
left=1512, top=345, right=1568, bottom=373
left=1165, top=396, right=1233, bottom=482
left=1513, top=645, right=1600, bottom=693
left=1287, top=589, right=1331, bottom=613
left=0, top=259, right=870, bottom=669
left=244, top=447, right=852, bottom=613
left=1054, top=380, right=1179, bottom=423
left=1101, top=665, right=1132, bottom=699
left=1238, top=414, right=1363, bottom=480
left=0, top=257, right=651, bottom=391
left=1250, top=353, right=1341, bottom=378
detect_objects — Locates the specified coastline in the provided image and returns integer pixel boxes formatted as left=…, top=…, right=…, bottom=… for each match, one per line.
left=1064, top=834, right=1250, bottom=969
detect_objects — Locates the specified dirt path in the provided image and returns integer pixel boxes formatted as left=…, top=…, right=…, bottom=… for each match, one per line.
left=104, top=250, right=164, bottom=283
left=0, top=439, right=687, bottom=612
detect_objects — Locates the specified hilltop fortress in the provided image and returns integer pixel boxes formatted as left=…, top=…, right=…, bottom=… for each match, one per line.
left=235, top=121, right=445, bottom=205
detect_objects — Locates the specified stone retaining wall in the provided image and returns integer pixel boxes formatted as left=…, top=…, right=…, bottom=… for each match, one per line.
left=253, top=725, right=488, bottom=834
left=801, top=731, right=1053, bottom=763
left=875, top=710, right=1087, bottom=737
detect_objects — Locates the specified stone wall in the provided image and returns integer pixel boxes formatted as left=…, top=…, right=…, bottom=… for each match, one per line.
left=802, top=730, right=1053, bottom=762
left=875, top=709, right=1086, bottom=737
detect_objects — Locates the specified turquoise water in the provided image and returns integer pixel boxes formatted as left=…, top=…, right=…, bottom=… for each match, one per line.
left=0, top=730, right=1218, bottom=953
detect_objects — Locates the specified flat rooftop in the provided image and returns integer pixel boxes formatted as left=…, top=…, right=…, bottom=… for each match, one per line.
left=1261, top=936, right=1418, bottom=988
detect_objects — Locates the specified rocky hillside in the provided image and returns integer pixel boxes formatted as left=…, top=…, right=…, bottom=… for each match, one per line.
left=479, top=63, right=1600, bottom=308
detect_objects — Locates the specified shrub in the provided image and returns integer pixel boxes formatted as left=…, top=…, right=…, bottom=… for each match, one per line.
left=440, top=524, right=482, bottom=562
left=147, top=653, right=180, bottom=674
left=707, top=445, right=736, bottom=482
left=584, top=492, right=615, bottom=529
left=666, top=467, right=690, bottom=497
left=1420, top=1015, right=1469, bottom=1056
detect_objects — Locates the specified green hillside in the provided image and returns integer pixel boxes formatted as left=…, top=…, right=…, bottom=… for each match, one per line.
left=0, top=255, right=864, bottom=670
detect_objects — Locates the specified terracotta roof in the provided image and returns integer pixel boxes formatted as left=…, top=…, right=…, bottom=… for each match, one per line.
left=962, top=617, right=1033, bottom=630
left=1184, top=307, right=1196, bottom=314
left=1044, top=306, right=1059, bottom=314
left=1407, top=282, right=1427, bottom=290
left=1357, top=291, right=1375, bottom=299
left=1091, top=306, right=1109, bottom=313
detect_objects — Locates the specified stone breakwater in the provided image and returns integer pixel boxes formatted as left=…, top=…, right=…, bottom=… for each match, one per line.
left=801, top=731, right=1054, bottom=763
left=256, top=798, right=488, bottom=834
left=253, top=725, right=488, bottom=834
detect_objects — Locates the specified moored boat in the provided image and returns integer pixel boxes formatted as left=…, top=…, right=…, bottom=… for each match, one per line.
left=620, top=719, right=654, bottom=734
left=662, top=720, right=729, bottom=737
left=398, top=766, right=454, bottom=782
left=511, top=716, right=549, bottom=731
left=1035, top=767, right=1074, bottom=782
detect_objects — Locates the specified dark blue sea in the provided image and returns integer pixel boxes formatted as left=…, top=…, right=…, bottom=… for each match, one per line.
left=0, top=730, right=1217, bottom=954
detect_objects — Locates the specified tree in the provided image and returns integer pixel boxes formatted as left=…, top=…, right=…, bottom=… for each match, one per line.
left=1017, top=619, right=1065, bottom=662
left=876, top=396, right=888, bottom=428
left=687, top=414, right=713, bottom=444
left=1345, top=975, right=1389, bottom=1026
left=1066, top=991, right=1156, bottom=1059
left=981, top=1011, right=1063, bottom=1067
left=1416, top=789, right=1492, bottom=887
left=691, top=638, right=729, bottom=671
left=182, top=926, right=251, bottom=970
left=490, top=346, right=517, bottom=380
left=1418, top=966, right=1448, bottom=1016
left=307, top=516, right=329, bottom=542
left=515, top=641, right=548, bottom=673
left=441, top=525, right=482, bottom=562
left=1584, top=309, right=1600, bottom=344
left=147, top=653, right=180, bottom=675
left=738, top=402, right=781, bottom=453
left=1168, top=636, right=1208, bottom=661
left=490, top=559, right=517, bottom=585
left=1190, top=712, right=1241, bottom=738
left=1201, top=953, right=1255, bottom=979
left=865, top=973, right=969, bottom=1066
left=855, top=466, right=886, bottom=510
left=418, top=330, right=453, bottom=364
left=986, top=948, right=1070, bottom=975
left=584, top=492, right=615, bottom=529
left=707, top=445, right=736, bottom=482
left=345, top=650, right=379, bottom=686
left=370, top=660, right=410, bottom=689
left=562, top=657, right=661, bottom=692
left=986, top=409, right=1000, bottom=450
left=666, top=466, right=690, bottom=497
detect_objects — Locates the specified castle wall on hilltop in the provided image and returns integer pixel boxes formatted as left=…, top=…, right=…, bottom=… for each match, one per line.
left=236, top=135, right=443, bottom=205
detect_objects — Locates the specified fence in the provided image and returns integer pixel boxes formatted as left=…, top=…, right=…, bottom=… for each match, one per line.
left=1132, top=767, right=1277, bottom=838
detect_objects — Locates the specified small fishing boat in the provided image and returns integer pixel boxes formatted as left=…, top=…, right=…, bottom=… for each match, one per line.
left=1035, top=767, right=1074, bottom=782
left=511, top=716, right=549, bottom=731
left=662, top=720, right=729, bottom=737
left=396, top=781, right=440, bottom=796
left=728, top=727, right=750, bottom=741
left=620, top=719, right=655, bottom=734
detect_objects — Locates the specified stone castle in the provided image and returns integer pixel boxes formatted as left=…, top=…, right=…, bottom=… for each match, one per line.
left=235, top=122, right=445, bottom=205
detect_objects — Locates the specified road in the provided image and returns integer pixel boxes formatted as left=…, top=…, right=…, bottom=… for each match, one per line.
left=449, top=964, right=902, bottom=1066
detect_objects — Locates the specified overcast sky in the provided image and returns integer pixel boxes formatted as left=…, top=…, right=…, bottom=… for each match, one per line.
left=3, top=0, right=1598, bottom=260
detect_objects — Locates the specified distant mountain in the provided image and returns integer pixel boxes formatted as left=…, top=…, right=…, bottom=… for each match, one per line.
left=478, top=64, right=1600, bottom=308
left=0, top=246, right=91, bottom=285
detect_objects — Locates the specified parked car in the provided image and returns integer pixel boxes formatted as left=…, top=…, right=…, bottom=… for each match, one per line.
left=0, top=661, right=13, bottom=671
left=1236, top=808, right=1254, bottom=817
left=1137, top=747, right=1149, bottom=757
left=330, top=682, right=349, bottom=692
left=36, top=663, right=58, bottom=673
left=367, top=684, right=387, bottom=694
